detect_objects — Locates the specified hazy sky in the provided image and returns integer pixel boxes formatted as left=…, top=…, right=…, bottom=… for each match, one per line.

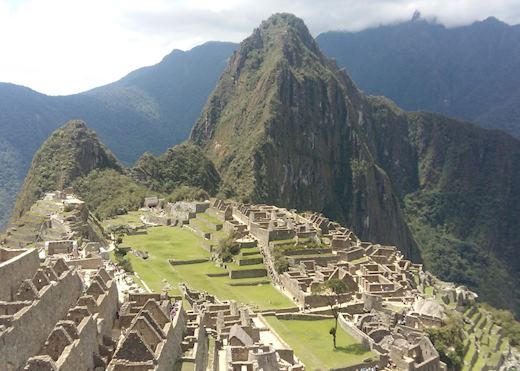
left=1, top=0, right=518, bottom=95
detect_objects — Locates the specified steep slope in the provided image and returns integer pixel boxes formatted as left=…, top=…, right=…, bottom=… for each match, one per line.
left=0, top=41, right=237, bottom=230
left=192, top=14, right=520, bottom=314
left=317, top=16, right=520, bottom=137
left=191, top=13, right=419, bottom=259
left=131, top=143, right=221, bottom=195
left=364, top=97, right=520, bottom=311
left=12, top=120, right=122, bottom=220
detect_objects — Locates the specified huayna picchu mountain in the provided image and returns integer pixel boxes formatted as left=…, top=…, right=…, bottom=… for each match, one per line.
left=12, top=120, right=221, bottom=223
left=12, top=120, right=122, bottom=220
left=191, top=13, right=520, bottom=315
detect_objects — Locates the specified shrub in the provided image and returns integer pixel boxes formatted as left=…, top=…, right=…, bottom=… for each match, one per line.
left=168, top=186, right=209, bottom=202
left=216, top=232, right=239, bottom=262
left=425, top=317, right=464, bottom=370
left=115, top=254, right=133, bottom=273
left=274, top=255, right=289, bottom=273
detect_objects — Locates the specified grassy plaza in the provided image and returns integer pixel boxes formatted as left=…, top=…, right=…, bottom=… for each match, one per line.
left=120, top=225, right=295, bottom=310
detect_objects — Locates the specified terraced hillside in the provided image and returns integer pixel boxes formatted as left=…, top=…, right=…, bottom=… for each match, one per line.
left=110, top=210, right=294, bottom=311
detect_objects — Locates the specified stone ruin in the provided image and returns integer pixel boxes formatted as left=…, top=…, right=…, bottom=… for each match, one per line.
left=203, top=200, right=452, bottom=370
left=141, top=199, right=210, bottom=227
left=181, top=284, right=305, bottom=371
left=109, top=293, right=186, bottom=370
left=0, top=244, right=193, bottom=371
left=0, top=246, right=119, bottom=370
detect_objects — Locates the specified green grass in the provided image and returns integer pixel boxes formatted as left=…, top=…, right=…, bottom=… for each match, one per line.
left=190, top=218, right=213, bottom=234
left=103, top=211, right=143, bottom=227
left=121, top=226, right=294, bottom=310
left=264, top=317, right=376, bottom=370
left=196, top=212, right=222, bottom=225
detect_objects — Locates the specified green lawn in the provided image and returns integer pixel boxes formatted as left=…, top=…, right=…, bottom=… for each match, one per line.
left=264, top=317, right=376, bottom=370
left=121, top=226, right=295, bottom=310
left=190, top=218, right=213, bottom=233
left=196, top=212, right=223, bottom=225
left=103, top=211, right=144, bottom=228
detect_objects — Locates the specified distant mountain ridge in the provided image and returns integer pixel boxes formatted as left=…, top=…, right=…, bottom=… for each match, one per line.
left=0, top=41, right=237, bottom=229
left=317, top=16, right=520, bottom=138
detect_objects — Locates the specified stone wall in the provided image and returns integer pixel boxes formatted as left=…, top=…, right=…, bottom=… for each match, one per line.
left=156, top=307, right=188, bottom=370
left=194, top=322, right=208, bottom=371
left=287, top=255, right=338, bottom=266
left=46, top=240, right=76, bottom=255
left=229, top=268, right=267, bottom=279
left=338, top=314, right=386, bottom=354
left=170, top=258, right=209, bottom=266
left=0, top=268, right=83, bottom=370
left=54, top=316, right=98, bottom=371
left=0, top=248, right=40, bottom=301
left=275, top=313, right=332, bottom=320
left=282, top=248, right=332, bottom=256
left=66, top=256, right=103, bottom=270
left=96, top=278, right=119, bottom=339
left=249, top=223, right=270, bottom=246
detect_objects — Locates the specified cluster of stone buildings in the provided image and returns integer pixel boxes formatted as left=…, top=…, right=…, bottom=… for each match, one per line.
left=200, top=200, right=459, bottom=371
left=0, top=244, right=191, bottom=370
left=3, top=191, right=514, bottom=370
left=0, top=192, right=195, bottom=371
left=141, top=198, right=210, bottom=227
left=181, top=284, right=304, bottom=371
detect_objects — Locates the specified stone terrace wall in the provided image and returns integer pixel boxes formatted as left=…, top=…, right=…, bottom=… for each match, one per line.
left=0, top=248, right=40, bottom=301
left=55, top=316, right=98, bottom=371
left=156, top=307, right=187, bottom=370
left=0, top=269, right=83, bottom=370
left=96, top=278, right=119, bottom=339
left=229, top=268, right=267, bottom=279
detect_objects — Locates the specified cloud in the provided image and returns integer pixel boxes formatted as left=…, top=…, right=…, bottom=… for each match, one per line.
left=0, top=0, right=518, bottom=95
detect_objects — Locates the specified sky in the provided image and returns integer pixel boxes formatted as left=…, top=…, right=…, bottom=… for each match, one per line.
left=0, top=0, right=519, bottom=96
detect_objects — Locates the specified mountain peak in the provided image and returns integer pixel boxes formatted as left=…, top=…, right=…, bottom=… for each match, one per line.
left=260, top=13, right=309, bottom=34
left=62, top=119, right=88, bottom=131
left=237, top=13, right=319, bottom=63
left=12, top=120, right=121, bottom=220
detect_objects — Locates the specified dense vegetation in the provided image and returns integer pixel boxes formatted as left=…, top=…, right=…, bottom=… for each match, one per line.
left=12, top=120, right=121, bottom=220
left=481, top=304, right=520, bottom=346
left=131, top=143, right=220, bottom=195
left=12, top=121, right=221, bottom=226
left=215, top=232, right=240, bottom=263
left=317, top=16, right=520, bottom=138
left=425, top=318, right=465, bottom=370
left=72, top=169, right=152, bottom=220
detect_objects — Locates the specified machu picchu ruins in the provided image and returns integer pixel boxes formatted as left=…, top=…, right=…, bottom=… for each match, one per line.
left=1, top=190, right=518, bottom=370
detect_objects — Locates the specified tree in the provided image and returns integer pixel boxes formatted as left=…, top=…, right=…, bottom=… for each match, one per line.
left=215, top=232, right=239, bottom=263
left=312, top=279, right=348, bottom=349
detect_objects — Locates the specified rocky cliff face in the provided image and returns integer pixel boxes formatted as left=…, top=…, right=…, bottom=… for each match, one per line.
left=191, top=13, right=419, bottom=258
left=12, top=120, right=121, bottom=220
left=192, top=13, right=520, bottom=314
